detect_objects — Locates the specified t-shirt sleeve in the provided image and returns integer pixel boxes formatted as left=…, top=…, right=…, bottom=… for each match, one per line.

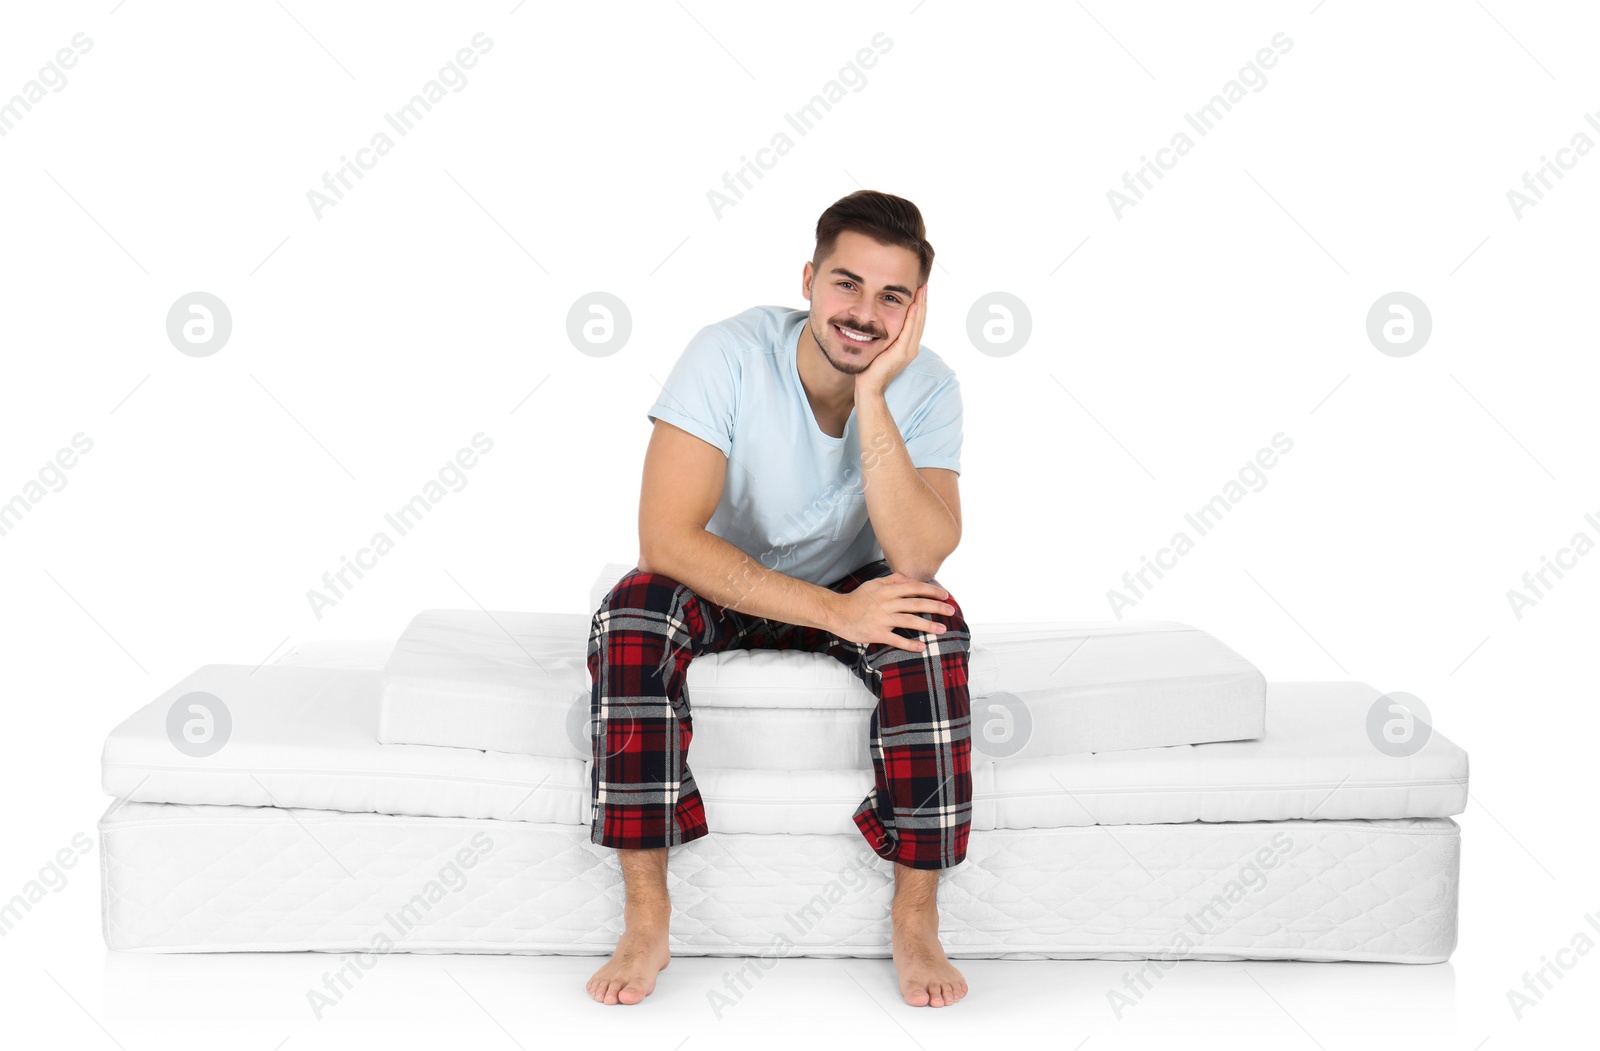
left=904, top=373, right=962, bottom=474
left=645, top=324, right=738, bottom=457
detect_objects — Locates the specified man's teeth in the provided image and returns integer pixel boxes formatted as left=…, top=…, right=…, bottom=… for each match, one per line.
left=839, top=326, right=875, bottom=343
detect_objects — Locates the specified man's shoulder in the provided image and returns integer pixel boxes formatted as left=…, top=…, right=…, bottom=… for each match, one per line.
left=894, top=338, right=959, bottom=411
left=693, top=304, right=801, bottom=355
left=906, top=341, right=958, bottom=386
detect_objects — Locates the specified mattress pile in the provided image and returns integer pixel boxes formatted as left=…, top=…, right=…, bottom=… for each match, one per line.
left=98, top=563, right=1468, bottom=962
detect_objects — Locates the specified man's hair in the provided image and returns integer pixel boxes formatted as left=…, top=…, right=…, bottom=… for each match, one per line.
left=813, top=190, right=934, bottom=289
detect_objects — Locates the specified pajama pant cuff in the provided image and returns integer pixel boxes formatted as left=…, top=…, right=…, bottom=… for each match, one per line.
left=589, top=804, right=710, bottom=851
left=851, top=801, right=968, bottom=871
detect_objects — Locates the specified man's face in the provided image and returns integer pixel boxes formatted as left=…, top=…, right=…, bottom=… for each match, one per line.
left=805, top=230, right=922, bottom=377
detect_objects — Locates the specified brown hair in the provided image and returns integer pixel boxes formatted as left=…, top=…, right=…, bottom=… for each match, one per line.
left=813, top=190, right=934, bottom=289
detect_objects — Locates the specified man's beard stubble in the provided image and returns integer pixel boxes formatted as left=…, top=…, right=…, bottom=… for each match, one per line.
left=810, top=315, right=874, bottom=376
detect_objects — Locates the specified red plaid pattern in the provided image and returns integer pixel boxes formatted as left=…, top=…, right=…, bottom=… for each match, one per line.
left=587, top=558, right=972, bottom=869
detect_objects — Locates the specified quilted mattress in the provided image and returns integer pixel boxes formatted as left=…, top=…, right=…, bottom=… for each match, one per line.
left=378, top=609, right=1269, bottom=759
left=99, top=800, right=1460, bottom=962
left=100, top=665, right=1468, bottom=835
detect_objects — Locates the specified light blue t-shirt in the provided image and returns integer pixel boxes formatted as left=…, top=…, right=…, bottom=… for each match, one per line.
left=646, top=304, right=962, bottom=587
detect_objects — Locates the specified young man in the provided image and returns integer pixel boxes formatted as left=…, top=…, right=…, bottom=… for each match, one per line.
left=585, top=190, right=971, bottom=1008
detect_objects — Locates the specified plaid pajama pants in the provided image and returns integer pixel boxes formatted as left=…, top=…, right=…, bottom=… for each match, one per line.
left=586, top=558, right=972, bottom=870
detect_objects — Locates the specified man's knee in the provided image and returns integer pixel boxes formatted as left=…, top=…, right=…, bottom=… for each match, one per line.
left=597, top=569, right=685, bottom=617
left=591, top=570, right=705, bottom=675
left=939, top=588, right=968, bottom=630
left=884, top=585, right=968, bottom=659
left=930, top=584, right=970, bottom=639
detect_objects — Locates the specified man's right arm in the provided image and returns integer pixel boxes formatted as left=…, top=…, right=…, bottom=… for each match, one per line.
left=637, top=419, right=841, bottom=632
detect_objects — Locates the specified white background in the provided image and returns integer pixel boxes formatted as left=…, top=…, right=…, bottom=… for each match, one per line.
left=2, top=0, right=1596, bottom=1047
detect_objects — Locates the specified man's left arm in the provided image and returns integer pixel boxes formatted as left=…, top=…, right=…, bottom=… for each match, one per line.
left=855, top=394, right=961, bottom=581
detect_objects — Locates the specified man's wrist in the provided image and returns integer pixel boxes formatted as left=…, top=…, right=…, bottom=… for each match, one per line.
left=853, top=379, right=888, bottom=403
left=813, top=587, right=842, bottom=635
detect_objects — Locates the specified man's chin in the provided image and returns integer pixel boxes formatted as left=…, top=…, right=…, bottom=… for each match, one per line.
left=811, top=320, right=873, bottom=375
left=825, top=348, right=870, bottom=376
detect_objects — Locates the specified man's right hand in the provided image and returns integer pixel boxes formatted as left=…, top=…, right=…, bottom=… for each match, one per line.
left=828, top=572, right=955, bottom=654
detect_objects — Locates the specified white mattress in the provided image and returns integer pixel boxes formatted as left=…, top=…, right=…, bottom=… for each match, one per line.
left=378, top=609, right=1268, bottom=759
left=271, top=638, right=398, bottom=669
left=99, top=800, right=1460, bottom=962
left=100, top=665, right=1468, bottom=834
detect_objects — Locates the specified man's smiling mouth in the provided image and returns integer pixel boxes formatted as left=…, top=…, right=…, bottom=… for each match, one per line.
left=835, top=324, right=879, bottom=346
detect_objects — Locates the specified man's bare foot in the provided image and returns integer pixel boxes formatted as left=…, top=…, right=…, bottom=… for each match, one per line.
left=587, top=911, right=671, bottom=1005
left=891, top=904, right=967, bottom=1007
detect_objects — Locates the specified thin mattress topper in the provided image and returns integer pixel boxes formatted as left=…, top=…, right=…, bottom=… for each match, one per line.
left=378, top=609, right=1268, bottom=757
left=382, top=608, right=1264, bottom=708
